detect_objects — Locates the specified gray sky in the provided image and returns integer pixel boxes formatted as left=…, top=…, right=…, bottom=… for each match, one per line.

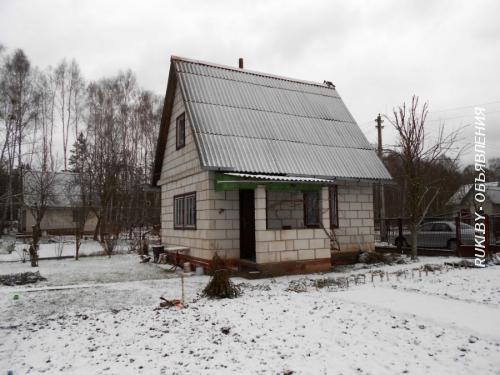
left=1, top=0, right=499, bottom=168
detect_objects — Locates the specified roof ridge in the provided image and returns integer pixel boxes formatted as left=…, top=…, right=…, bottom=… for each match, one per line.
left=171, top=55, right=335, bottom=91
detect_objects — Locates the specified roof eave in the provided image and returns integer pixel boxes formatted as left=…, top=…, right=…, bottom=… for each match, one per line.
left=151, top=61, right=177, bottom=186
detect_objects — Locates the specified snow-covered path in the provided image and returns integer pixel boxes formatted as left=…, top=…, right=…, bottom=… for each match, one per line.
left=337, top=286, right=500, bottom=339
left=0, top=256, right=499, bottom=374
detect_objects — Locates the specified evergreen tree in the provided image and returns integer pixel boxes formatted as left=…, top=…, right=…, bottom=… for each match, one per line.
left=68, top=132, right=88, bottom=173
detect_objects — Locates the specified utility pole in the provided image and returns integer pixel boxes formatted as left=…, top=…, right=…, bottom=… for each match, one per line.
left=375, top=114, right=386, bottom=242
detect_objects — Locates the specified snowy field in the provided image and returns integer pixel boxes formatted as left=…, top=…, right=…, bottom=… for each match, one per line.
left=0, top=255, right=499, bottom=374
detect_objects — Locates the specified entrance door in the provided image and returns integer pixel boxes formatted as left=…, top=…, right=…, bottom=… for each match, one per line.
left=239, top=190, right=256, bottom=261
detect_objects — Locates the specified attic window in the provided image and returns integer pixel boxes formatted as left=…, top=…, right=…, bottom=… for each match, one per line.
left=176, top=113, right=185, bottom=150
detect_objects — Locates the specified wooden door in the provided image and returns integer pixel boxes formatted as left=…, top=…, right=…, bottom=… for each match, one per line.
left=239, top=190, right=256, bottom=261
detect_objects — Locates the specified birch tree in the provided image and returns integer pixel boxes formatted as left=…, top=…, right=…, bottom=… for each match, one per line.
left=0, top=49, right=35, bottom=233
left=55, top=59, right=85, bottom=171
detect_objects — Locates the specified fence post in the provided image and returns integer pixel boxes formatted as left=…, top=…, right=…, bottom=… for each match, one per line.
left=484, top=214, right=490, bottom=260
left=397, top=218, right=403, bottom=252
left=385, top=218, right=390, bottom=243
left=455, top=215, right=462, bottom=256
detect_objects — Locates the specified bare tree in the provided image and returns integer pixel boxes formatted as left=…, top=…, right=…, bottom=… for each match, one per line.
left=1, top=45, right=161, bottom=242
left=0, top=49, right=36, bottom=234
left=386, top=95, right=462, bottom=259
left=84, top=73, right=161, bottom=242
left=23, top=69, right=59, bottom=265
left=55, top=59, right=85, bottom=171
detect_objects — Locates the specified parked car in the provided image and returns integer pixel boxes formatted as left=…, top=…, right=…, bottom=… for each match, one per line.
left=395, top=221, right=474, bottom=250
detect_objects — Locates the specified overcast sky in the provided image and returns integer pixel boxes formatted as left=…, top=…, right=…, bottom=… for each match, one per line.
left=1, top=0, right=499, bottom=168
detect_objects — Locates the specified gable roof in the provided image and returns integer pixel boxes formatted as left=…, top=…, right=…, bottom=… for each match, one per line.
left=152, top=56, right=392, bottom=185
left=446, top=181, right=500, bottom=206
left=23, top=171, right=82, bottom=208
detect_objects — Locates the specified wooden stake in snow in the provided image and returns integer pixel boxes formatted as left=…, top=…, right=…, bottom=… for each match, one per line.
left=181, top=273, right=185, bottom=304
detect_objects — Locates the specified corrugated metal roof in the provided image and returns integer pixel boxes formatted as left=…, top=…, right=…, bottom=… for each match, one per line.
left=446, top=181, right=500, bottom=206
left=224, top=173, right=336, bottom=184
left=173, top=56, right=392, bottom=181
left=23, top=171, right=82, bottom=208
left=487, top=187, right=500, bottom=204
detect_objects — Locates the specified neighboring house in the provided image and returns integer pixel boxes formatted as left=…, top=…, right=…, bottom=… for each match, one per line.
left=152, top=56, right=392, bottom=274
left=19, top=171, right=98, bottom=235
left=447, top=181, right=500, bottom=216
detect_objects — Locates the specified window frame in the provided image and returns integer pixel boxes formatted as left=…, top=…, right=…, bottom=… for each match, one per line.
left=176, top=113, right=186, bottom=150
left=432, top=223, right=452, bottom=232
left=303, top=191, right=320, bottom=228
left=329, top=185, right=339, bottom=229
left=419, top=223, right=434, bottom=232
left=173, top=192, right=196, bottom=230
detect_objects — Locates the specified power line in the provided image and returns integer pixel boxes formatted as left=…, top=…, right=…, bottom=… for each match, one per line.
left=427, top=109, right=500, bottom=123
left=428, top=100, right=500, bottom=114
left=357, top=101, right=500, bottom=127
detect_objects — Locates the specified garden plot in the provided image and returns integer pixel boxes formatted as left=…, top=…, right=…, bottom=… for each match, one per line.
left=0, top=257, right=499, bottom=375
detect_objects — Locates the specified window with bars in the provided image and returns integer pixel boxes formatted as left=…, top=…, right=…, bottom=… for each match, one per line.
left=329, top=185, right=339, bottom=228
left=304, top=191, right=320, bottom=228
left=173, top=192, right=196, bottom=229
left=176, top=113, right=186, bottom=149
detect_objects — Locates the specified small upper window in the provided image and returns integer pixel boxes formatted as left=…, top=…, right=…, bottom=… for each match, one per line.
left=176, top=113, right=185, bottom=149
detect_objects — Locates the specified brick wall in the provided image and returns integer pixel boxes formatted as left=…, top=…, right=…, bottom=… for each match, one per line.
left=253, top=182, right=375, bottom=264
left=254, top=185, right=331, bottom=263
left=266, top=190, right=304, bottom=229
left=161, top=176, right=375, bottom=262
left=335, top=181, right=375, bottom=252
left=161, top=171, right=241, bottom=260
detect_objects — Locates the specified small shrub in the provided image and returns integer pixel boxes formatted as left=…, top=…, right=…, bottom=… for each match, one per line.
left=422, top=263, right=443, bottom=272
left=358, top=251, right=387, bottom=264
left=54, top=236, right=64, bottom=258
left=102, top=235, right=118, bottom=257
left=285, top=279, right=310, bottom=293
left=202, top=254, right=240, bottom=299
left=0, top=271, right=46, bottom=286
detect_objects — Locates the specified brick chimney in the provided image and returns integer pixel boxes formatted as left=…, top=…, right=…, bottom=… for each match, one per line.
left=238, top=58, right=244, bottom=69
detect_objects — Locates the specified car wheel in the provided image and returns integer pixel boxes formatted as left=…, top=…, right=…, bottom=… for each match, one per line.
left=448, top=240, right=457, bottom=251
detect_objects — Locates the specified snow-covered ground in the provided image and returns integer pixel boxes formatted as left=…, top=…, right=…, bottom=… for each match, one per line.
left=0, top=255, right=499, bottom=374
left=0, top=238, right=110, bottom=262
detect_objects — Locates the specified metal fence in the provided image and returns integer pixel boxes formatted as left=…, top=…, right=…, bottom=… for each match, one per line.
left=376, top=214, right=500, bottom=257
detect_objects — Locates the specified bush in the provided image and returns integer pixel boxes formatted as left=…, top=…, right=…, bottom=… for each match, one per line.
left=358, top=251, right=387, bottom=264
left=202, top=254, right=240, bottom=299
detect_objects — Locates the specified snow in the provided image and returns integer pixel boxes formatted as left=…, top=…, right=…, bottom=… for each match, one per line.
left=0, top=254, right=174, bottom=287
left=0, top=255, right=499, bottom=374
left=0, top=238, right=108, bottom=262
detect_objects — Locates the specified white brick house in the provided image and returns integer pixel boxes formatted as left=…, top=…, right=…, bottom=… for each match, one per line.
left=152, top=56, right=391, bottom=274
